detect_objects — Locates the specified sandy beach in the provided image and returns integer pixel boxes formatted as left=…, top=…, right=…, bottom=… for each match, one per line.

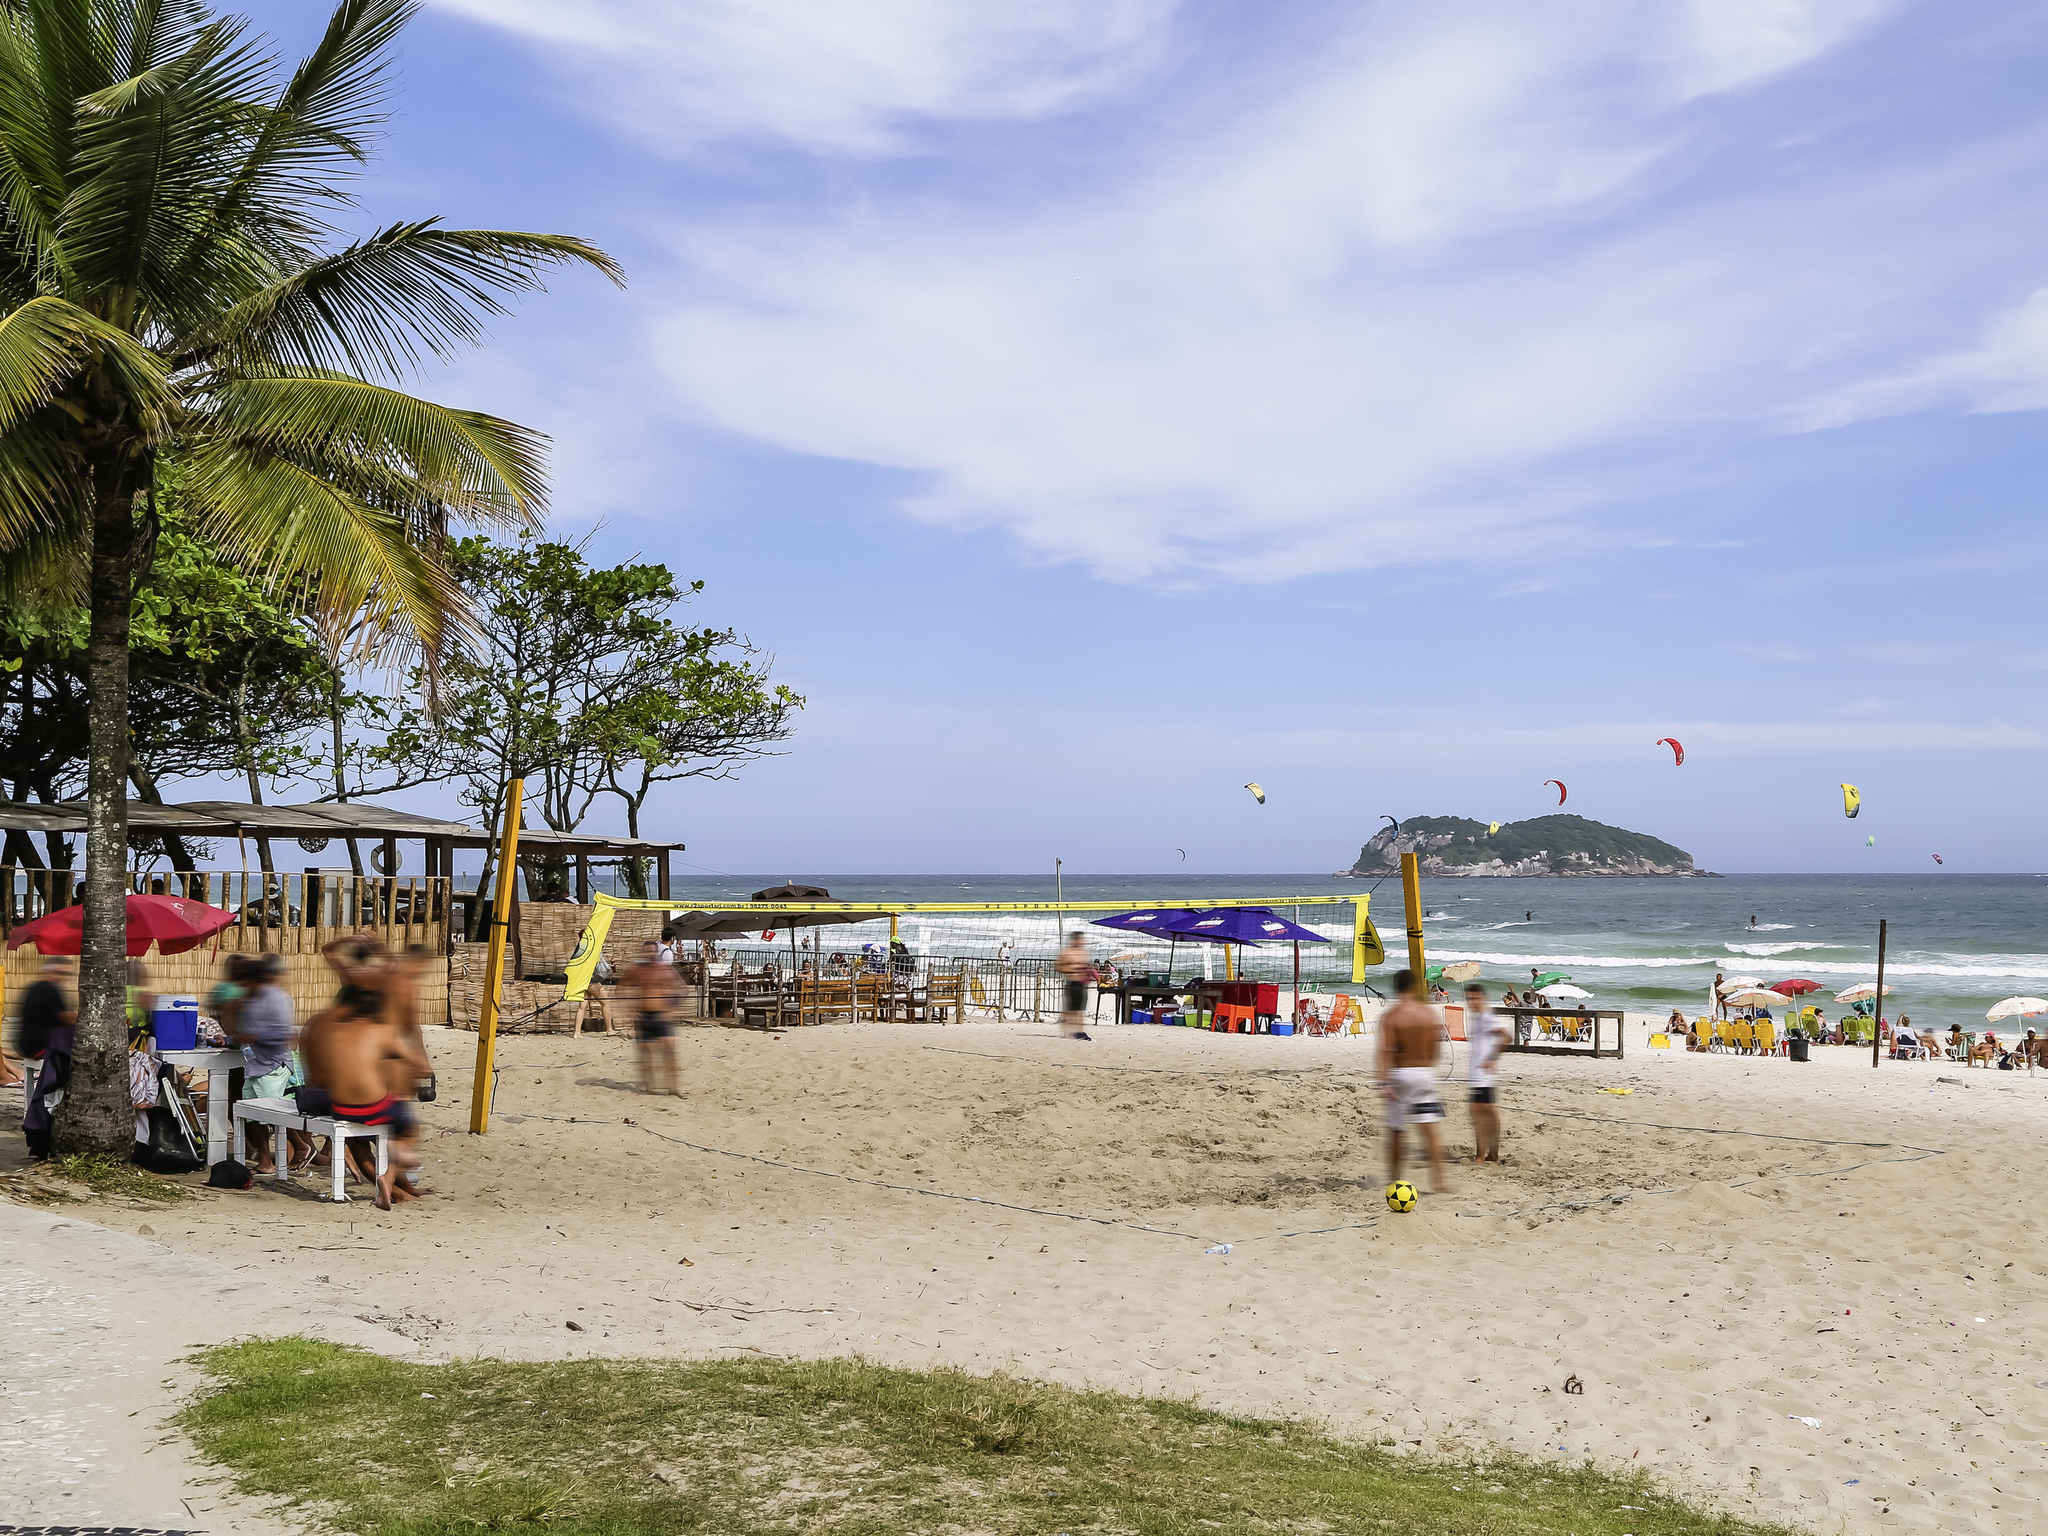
left=17, top=1011, right=2047, bottom=1535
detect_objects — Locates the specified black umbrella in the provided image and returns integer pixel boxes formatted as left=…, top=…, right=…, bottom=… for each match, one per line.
left=673, top=885, right=891, bottom=997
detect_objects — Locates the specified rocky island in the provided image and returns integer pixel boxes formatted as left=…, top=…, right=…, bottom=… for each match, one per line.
left=1344, top=814, right=1701, bottom=878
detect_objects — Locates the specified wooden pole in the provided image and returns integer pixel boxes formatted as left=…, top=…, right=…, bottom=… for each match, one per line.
left=1871, top=918, right=1887, bottom=1069
left=469, top=776, right=524, bottom=1135
left=1400, top=852, right=1426, bottom=989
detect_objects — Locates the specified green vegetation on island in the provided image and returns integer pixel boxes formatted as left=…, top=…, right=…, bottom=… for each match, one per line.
left=1349, top=814, right=1699, bottom=878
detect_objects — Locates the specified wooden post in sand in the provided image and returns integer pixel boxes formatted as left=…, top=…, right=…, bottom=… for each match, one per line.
left=1871, top=918, right=1887, bottom=1069
left=469, top=777, right=525, bottom=1135
left=1400, top=852, right=1426, bottom=989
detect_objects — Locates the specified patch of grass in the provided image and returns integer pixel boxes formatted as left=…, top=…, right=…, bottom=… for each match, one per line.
left=182, top=1338, right=1810, bottom=1536
left=49, top=1153, right=185, bottom=1202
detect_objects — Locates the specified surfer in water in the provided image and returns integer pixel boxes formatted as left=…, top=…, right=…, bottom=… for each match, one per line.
left=1524, top=911, right=1532, bottom=922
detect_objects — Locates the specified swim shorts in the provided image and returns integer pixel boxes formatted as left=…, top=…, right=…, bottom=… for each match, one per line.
left=637, top=1011, right=674, bottom=1042
left=330, top=1094, right=417, bottom=1138
left=1386, top=1066, right=1446, bottom=1130
left=1468, top=1085, right=1497, bottom=1106
left=1064, top=981, right=1087, bottom=1012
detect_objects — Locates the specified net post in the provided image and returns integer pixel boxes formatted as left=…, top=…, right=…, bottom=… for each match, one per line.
left=1400, top=854, right=1426, bottom=986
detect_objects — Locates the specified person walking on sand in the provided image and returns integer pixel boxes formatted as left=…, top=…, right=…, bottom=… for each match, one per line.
left=628, top=939, right=683, bottom=1095
left=1057, top=933, right=1094, bottom=1041
left=1465, top=983, right=1510, bottom=1164
left=1377, top=969, right=1447, bottom=1194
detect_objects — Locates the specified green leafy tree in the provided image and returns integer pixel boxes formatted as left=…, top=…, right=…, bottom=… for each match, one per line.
left=351, top=535, right=801, bottom=912
left=0, top=0, right=620, bottom=1154
left=0, top=461, right=329, bottom=875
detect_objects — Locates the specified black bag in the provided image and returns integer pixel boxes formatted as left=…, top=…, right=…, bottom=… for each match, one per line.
left=416, top=1072, right=437, bottom=1104
left=206, top=1158, right=254, bottom=1189
left=133, top=1068, right=203, bottom=1174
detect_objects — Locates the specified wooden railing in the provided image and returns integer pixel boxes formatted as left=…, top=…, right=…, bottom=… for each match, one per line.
left=0, top=866, right=450, bottom=955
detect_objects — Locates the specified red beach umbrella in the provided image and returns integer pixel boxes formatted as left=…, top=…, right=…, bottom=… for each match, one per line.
left=7, top=893, right=237, bottom=957
left=1771, top=978, right=1823, bottom=996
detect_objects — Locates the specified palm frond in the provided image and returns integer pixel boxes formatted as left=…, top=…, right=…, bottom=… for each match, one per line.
left=182, top=432, right=462, bottom=651
left=60, top=14, right=281, bottom=307
left=183, top=220, right=624, bottom=377
left=0, top=410, right=86, bottom=550
left=0, top=294, right=176, bottom=436
left=201, top=368, right=547, bottom=524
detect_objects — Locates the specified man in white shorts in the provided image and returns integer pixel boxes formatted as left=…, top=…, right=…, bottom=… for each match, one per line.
left=1465, top=982, right=1510, bottom=1164
left=1376, top=968, right=1447, bottom=1194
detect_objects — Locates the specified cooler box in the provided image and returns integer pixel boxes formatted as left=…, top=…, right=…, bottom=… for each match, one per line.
left=1270, top=1021, right=1296, bottom=1036
left=151, top=995, right=199, bottom=1051
left=1131, top=1008, right=1153, bottom=1025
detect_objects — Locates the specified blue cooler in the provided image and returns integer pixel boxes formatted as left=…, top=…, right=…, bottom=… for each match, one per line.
left=151, top=995, right=200, bottom=1051
left=1270, top=1020, right=1296, bottom=1036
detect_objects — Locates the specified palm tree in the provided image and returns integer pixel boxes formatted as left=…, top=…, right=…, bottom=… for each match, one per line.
left=0, top=0, right=621, bottom=1154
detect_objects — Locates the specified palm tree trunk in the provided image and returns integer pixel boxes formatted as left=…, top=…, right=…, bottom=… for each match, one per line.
left=62, top=484, right=142, bottom=1157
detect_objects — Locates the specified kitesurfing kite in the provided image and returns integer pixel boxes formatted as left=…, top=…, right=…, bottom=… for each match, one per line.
left=1841, top=783, right=1861, bottom=819
left=1487, top=821, right=1501, bottom=836
left=1932, top=852, right=1944, bottom=865
left=1866, top=835, right=1876, bottom=847
left=1380, top=814, right=1399, bottom=834
left=1545, top=779, right=1567, bottom=806
left=1658, top=737, right=1685, bottom=767
left=1244, top=782, right=1266, bottom=805
left=1176, top=848, right=1188, bottom=862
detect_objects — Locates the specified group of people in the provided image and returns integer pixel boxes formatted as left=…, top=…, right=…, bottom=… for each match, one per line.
left=1376, top=971, right=1512, bottom=1195
left=211, top=936, right=434, bottom=1209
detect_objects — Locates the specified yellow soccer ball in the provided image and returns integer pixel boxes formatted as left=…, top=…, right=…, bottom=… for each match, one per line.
left=1385, top=1180, right=1419, bottom=1213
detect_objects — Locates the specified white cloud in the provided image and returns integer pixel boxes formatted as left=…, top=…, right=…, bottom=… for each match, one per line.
left=425, top=0, right=1177, bottom=154
left=441, top=1, right=2048, bottom=586
left=1797, top=286, right=2048, bottom=430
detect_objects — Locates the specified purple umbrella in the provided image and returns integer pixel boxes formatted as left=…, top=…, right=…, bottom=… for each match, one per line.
left=1161, top=908, right=1329, bottom=1021
left=1159, top=908, right=1328, bottom=945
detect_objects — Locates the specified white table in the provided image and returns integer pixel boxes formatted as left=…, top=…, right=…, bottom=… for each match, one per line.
left=159, top=1047, right=244, bottom=1165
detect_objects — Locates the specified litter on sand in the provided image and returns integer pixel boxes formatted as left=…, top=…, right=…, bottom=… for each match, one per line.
left=1598, top=1088, right=1635, bottom=1095
left=1204, top=1243, right=1233, bottom=1256
left=1789, top=1416, right=1823, bottom=1427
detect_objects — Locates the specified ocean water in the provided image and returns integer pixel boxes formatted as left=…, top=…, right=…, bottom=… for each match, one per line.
left=660, top=873, right=2048, bottom=1029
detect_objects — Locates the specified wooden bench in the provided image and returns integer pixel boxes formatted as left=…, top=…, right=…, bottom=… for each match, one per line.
left=232, top=1096, right=389, bottom=1204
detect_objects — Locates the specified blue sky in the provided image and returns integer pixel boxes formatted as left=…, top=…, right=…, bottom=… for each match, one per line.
left=236, top=0, right=2048, bottom=876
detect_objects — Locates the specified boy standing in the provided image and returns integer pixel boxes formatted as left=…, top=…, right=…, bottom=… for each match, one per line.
left=1465, top=982, right=1509, bottom=1164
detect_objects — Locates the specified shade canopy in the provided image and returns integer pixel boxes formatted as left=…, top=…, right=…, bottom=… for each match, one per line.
left=1986, top=996, right=2048, bottom=1023
left=1163, top=908, right=1329, bottom=945
left=1718, top=976, right=1764, bottom=994
left=1770, top=978, right=1823, bottom=996
left=1835, top=981, right=1895, bottom=1003
left=1536, top=982, right=1593, bottom=1000
left=1091, top=908, right=1206, bottom=938
left=7, top=893, right=237, bottom=957
left=1724, top=987, right=1792, bottom=1008
left=673, top=885, right=892, bottom=939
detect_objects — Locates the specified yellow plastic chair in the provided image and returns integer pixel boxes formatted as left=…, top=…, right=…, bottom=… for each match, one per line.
left=1755, top=1021, right=1776, bottom=1056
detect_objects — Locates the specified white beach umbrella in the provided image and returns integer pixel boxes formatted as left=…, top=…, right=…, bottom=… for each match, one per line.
left=1541, top=983, right=1593, bottom=1000
left=1986, top=996, right=2048, bottom=1022
left=1835, top=981, right=1895, bottom=1003
left=1718, top=976, right=1764, bottom=994
left=1439, top=960, right=1483, bottom=983
left=1724, top=988, right=1793, bottom=1008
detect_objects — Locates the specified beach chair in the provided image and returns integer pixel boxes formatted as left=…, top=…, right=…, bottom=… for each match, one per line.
left=924, top=972, right=964, bottom=1024
left=1326, top=995, right=1355, bottom=1035
left=854, top=973, right=886, bottom=1022
left=1755, top=1021, right=1776, bottom=1056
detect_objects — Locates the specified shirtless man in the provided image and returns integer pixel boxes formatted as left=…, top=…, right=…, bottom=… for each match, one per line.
left=1057, top=933, right=1094, bottom=1041
left=1376, top=968, right=1447, bottom=1194
left=299, top=960, right=428, bottom=1210
left=628, top=939, right=683, bottom=1096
